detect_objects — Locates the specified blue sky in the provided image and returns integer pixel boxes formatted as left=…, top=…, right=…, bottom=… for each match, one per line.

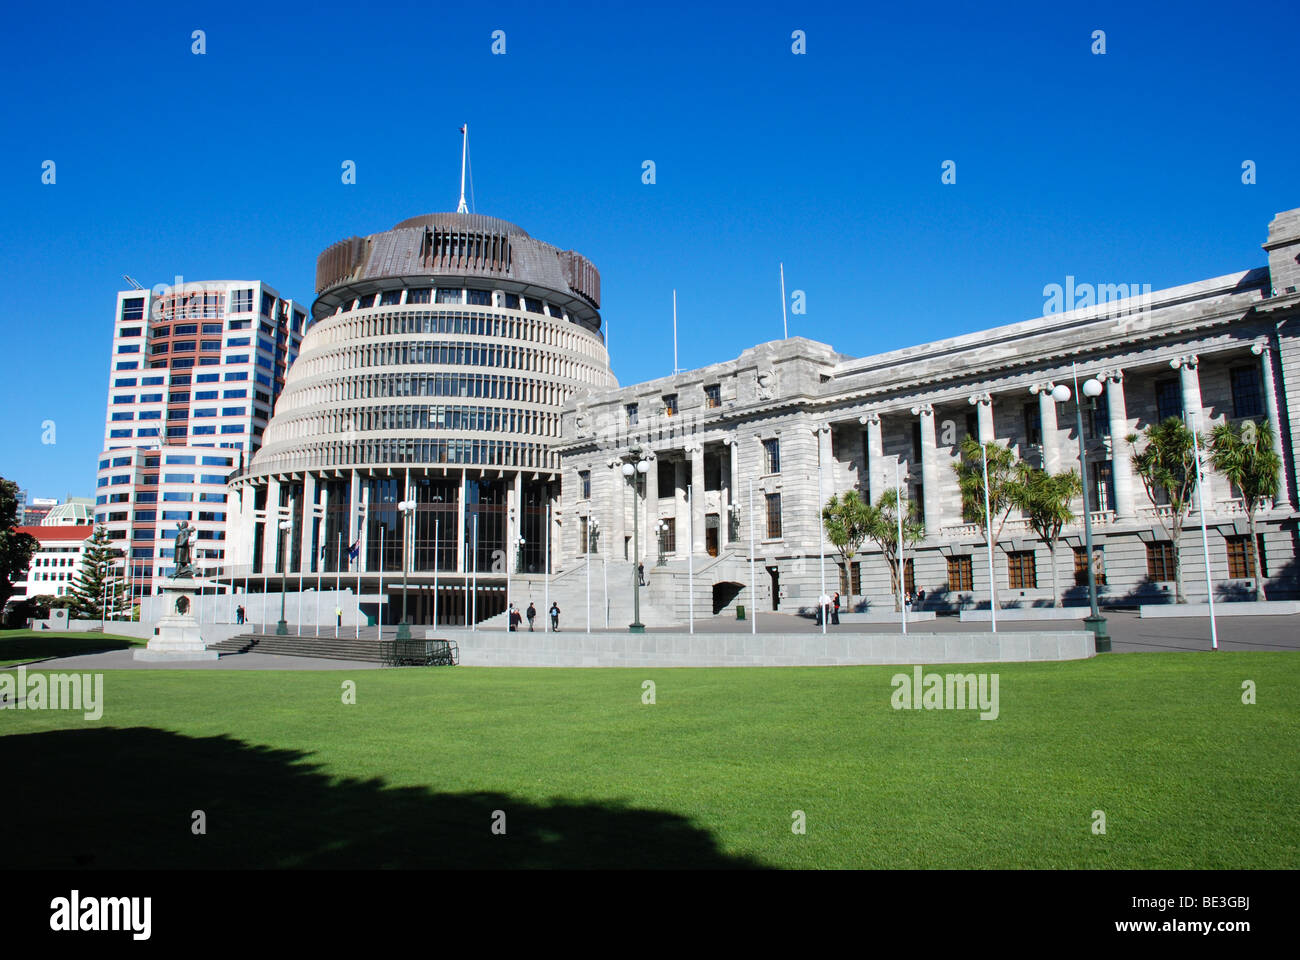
left=2, top=0, right=1297, bottom=500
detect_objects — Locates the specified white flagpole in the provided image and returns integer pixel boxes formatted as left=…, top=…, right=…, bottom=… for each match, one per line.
left=1190, top=415, right=1219, bottom=649
left=780, top=262, right=788, bottom=339
left=603, top=555, right=609, bottom=628
left=544, top=504, right=551, bottom=625
left=378, top=523, right=384, bottom=641
left=673, top=289, right=679, bottom=375
left=586, top=528, right=591, bottom=634
left=471, top=514, right=478, bottom=631
left=316, top=542, right=323, bottom=637
left=336, top=531, right=342, bottom=638
left=688, top=482, right=694, bottom=634
left=818, top=452, right=826, bottom=635
left=457, top=124, right=469, bottom=214
left=982, top=440, right=997, bottom=633
left=434, top=515, right=440, bottom=628
left=749, top=478, right=757, bottom=635
left=897, top=461, right=907, bottom=635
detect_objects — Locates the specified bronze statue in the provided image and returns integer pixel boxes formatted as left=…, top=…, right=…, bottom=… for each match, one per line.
left=173, top=520, right=196, bottom=579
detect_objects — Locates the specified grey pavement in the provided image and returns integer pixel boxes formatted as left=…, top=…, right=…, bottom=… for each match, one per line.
left=8, top=649, right=381, bottom=671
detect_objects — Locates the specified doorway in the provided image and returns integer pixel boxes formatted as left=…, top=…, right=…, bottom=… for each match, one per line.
left=766, top=565, right=780, bottom=611
left=705, top=514, right=719, bottom=557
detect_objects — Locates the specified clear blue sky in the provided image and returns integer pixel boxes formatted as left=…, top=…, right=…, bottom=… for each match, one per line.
left=2, top=0, right=1297, bottom=500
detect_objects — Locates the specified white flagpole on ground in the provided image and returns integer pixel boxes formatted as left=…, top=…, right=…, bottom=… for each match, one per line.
left=434, top=515, right=440, bottom=628
left=336, top=532, right=342, bottom=638
left=1190, top=415, right=1219, bottom=649
left=749, top=478, right=757, bottom=635
left=688, top=482, right=694, bottom=635
left=603, top=555, right=609, bottom=628
left=897, top=461, right=907, bottom=636
left=586, top=533, right=591, bottom=633
left=982, top=440, right=997, bottom=634
left=378, top=523, right=384, bottom=641
left=544, top=504, right=551, bottom=627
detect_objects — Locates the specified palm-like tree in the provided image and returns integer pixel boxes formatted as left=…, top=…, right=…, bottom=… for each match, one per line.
left=862, top=488, right=925, bottom=611
left=1209, top=419, right=1281, bottom=600
left=1127, top=417, right=1200, bottom=603
left=953, top=436, right=1019, bottom=610
left=822, top=490, right=872, bottom=612
left=1008, top=464, right=1082, bottom=607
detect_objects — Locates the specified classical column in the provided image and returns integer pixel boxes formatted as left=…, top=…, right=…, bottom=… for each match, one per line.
left=726, top=437, right=739, bottom=542
left=262, top=477, right=282, bottom=574
left=689, top=444, right=706, bottom=554
left=673, top=459, right=688, bottom=557
left=816, top=425, right=833, bottom=508
left=968, top=392, right=994, bottom=444
left=301, top=472, right=318, bottom=574
left=1030, top=383, right=1061, bottom=474
left=1171, top=355, right=1213, bottom=507
left=860, top=413, right=883, bottom=504
left=348, top=470, right=361, bottom=567
left=911, top=403, right=940, bottom=530
left=1100, top=370, right=1135, bottom=518
left=642, top=450, right=658, bottom=562
left=1252, top=339, right=1292, bottom=508
left=360, top=478, right=372, bottom=573
left=606, top=462, right=624, bottom=559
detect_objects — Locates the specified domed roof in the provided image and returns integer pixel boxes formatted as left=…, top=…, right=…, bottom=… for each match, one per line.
left=389, top=212, right=532, bottom=238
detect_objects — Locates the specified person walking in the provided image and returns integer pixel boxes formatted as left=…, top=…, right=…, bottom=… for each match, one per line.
left=335, top=606, right=343, bottom=627
left=236, top=605, right=245, bottom=625
left=549, top=602, right=560, bottom=632
left=638, top=562, right=646, bottom=586
left=526, top=602, right=537, bottom=631
left=832, top=592, right=841, bottom=625
left=508, top=604, right=520, bottom=632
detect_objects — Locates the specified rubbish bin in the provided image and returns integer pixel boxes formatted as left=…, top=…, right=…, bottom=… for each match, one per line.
left=736, top=604, right=746, bottom=621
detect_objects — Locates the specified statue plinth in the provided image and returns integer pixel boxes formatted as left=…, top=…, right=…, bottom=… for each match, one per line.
left=133, top=577, right=220, bottom=661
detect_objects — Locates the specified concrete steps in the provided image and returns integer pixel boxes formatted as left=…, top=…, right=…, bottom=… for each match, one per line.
left=209, top=632, right=396, bottom=662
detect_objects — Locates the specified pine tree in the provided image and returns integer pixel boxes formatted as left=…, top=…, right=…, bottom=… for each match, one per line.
left=71, top=524, right=126, bottom=621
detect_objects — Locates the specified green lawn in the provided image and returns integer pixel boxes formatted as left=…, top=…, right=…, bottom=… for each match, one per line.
left=0, top=628, right=145, bottom=666
left=3, top=652, right=1297, bottom=869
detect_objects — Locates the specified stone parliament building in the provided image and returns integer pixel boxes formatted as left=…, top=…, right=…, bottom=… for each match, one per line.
left=554, top=207, right=1300, bottom=616
left=225, top=206, right=1300, bottom=624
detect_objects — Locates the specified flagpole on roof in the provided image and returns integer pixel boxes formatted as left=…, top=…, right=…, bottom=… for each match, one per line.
left=457, top=125, right=469, bottom=214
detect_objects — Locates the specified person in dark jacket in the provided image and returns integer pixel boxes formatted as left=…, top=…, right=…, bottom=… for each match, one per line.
left=526, top=603, right=537, bottom=631
left=832, top=592, right=841, bottom=625
left=550, top=602, right=560, bottom=631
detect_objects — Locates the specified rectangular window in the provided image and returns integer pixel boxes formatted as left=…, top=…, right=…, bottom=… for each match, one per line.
left=164, top=473, right=195, bottom=483
left=1226, top=535, right=1266, bottom=579
left=1073, top=546, right=1107, bottom=586
left=1230, top=367, right=1264, bottom=419
left=467, top=289, right=492, bottom=306
left=118, top=326, right=141, bottom=338
left=174, top=324, right=198, bottom=335
left=947, top=556, right=974, bottom=591
left=524, top=297, right=544, bottom=314
left=435, top=288, right=463, bottom=304
left=225, top=371, right=248, bottom=381
left=765, top=493, right=782, bottom=539
left=763, top=438, right=781, bottom=474
left=704, top=384, right=721, bottom=409
left=1008, top=550, right=1037, bottom=589
left=230, top=289, right=254, bottom=313
left=407, top=288, right=432, bottom=304
left=1155, top=380, right=1182, bottom=424
left=121, top=297, right=145, bottom=321
left=380, top=290, right=402, bottom=306
left=115, top=361, right=138, bottom=370
left=117, top=343, right=140, bottom=354
left=579, top=470, right=591, bottom=499
left=660, top=517, right=676, bottom=553
left=113, top=377, right=138, bottom=388
left=1023, top=402, right=1042, bottom=445
left=1146, top=542, right=1176, bottom=581
left=261, top=293, right=274, bottom=316
left=663, top=394, right=678, bottom=417
left=502, top=293, right=520, bottom=310
left=626, top=403, right=638, bottom=425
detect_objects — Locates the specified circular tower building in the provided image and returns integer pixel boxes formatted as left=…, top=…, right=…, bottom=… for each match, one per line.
left=228, top=212, right=615, bottom=626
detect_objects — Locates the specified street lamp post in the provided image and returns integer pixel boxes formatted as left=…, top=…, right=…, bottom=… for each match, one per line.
left=654, top=519, right=668, bottom=566
left=1048, top=371, right=1110, bottom=652
left=621, top=453, right=651, bottom=633
left=276, top=519, right=293, bottom=635
left=396, top=499, right=416, bottom=640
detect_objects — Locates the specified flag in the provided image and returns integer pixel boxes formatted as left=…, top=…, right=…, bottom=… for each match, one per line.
left=459, top=125, right=465, bottom=134
left=348, top=538, right=360, bottom=561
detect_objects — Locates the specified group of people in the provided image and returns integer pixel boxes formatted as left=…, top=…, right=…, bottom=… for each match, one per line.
left=508, top=601, right=561, bottom=632
left=815, top=592, right=842, bottom=626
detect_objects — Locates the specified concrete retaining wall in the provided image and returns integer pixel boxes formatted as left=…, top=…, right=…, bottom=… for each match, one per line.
left=961, top=607, right=1096, bottom=622
left=1139, top=600, right=1300, bottom=618
left=435, top=629, right=1096, bottom=667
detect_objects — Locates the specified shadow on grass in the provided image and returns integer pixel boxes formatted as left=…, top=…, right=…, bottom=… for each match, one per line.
left=0, top=631, right=141, bottom=663
left=5, top=728, right=768, bottom=870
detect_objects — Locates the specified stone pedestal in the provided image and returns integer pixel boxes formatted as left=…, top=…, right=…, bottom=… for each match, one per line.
left=133, top=578, right=220, bottom=661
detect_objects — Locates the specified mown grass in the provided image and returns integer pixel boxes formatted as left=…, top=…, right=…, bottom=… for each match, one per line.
left=0, top=628, right=144, bottom=666
left=3, top=652, right=1296, bottom=869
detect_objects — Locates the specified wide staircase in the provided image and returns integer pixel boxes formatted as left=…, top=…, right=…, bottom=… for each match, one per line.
left=209, top=630, right=399, bottom=662
left=478, top=554, right=749, bottom=631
